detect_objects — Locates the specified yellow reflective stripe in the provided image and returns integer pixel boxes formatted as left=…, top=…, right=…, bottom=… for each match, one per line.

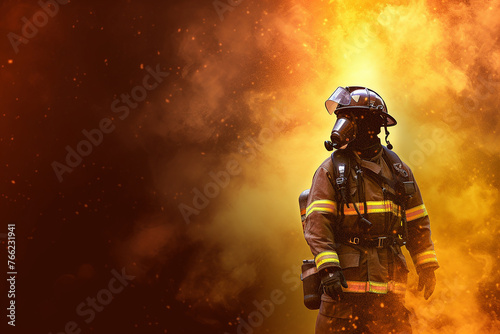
left=307, top=199, right=335, bottom=212
left=342, top=201, right=400, bottom=216
left=306, top=200, right=336, bottom=217
left=413, top=250, right=438, bottom=266
left=306, top=200, right=402, bottom=217
left=406, top=204, right=428, bottom=222
left=315, top=251, right=340, bottom=269
left=369, top=282, right=389, bottom=294
left=342, top=281, right=406, bottom=294
left=315, top=251, right=337, bottom=259
left=306, top=200, right=402, bottom=218
left=306, top=207, right=335, bottom=217
left=316, top=258, right=340, bottom=268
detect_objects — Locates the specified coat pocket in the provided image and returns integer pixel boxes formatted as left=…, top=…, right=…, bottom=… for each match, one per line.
left=337, top=248, right=364, bottom=281
left=339, top=252, right=360, bottom=269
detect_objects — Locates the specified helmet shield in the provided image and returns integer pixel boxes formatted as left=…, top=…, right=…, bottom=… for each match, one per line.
left=325, top=87, right=351, bottom=115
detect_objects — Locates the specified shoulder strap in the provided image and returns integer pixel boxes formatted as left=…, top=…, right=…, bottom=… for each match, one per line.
left=331, top=150, right=373, bottom=230
left=331, top=150, right=351, bottom=189
left=330, top=149, right=352, bottom=226
left=381, top=146, right=416, bottom=197
left=381, top=146, right=415, bottom=244
left=382, top=146, right=409, bottom=180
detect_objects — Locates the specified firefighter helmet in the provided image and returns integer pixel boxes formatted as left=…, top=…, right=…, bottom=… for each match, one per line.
left=325, top=86, right=396, bottom=127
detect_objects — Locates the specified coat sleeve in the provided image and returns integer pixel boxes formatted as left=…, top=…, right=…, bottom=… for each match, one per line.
left=303, top=162, right=341, bottom=272
left=403, top=164, right=440, bottom=273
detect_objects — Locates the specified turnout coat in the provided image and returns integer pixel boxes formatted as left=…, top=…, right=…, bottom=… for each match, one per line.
left=303, top=147, right=439, bottom=316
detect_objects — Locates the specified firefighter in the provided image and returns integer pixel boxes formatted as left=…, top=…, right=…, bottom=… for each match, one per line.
left=303, top=86, right=439, bottom=333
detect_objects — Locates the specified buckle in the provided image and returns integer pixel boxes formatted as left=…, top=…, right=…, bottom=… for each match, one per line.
left=376, top=237, right=387, bottom=248
left=336, top=177, right=346, bottom=185
left=348, top=237, right=360, bottom=245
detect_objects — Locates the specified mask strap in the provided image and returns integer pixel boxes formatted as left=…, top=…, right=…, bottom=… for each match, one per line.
left=384, top=122, right=393, bottom=150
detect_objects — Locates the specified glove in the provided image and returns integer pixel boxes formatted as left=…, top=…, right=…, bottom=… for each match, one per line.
left=321, top=269, right=348, bottom=299
left=418, top=267, right=436, bottom=300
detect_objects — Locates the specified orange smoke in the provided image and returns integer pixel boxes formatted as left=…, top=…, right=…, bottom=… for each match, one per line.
left=119, top=0, right=500, bottom=332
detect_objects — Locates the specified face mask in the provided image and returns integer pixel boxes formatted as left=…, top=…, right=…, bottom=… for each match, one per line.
left=326, top=114, right=356, bottom=150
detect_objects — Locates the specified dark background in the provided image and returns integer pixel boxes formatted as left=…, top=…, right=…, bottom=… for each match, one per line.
left=1, top=1, right=303, bottom=333
left=1, top=0, right=499, bottom=333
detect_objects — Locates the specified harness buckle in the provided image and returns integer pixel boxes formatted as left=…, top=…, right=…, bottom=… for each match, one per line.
left=336, top=177, right=346, bottom=186
left=376, top=237, right=388, bottom=248
left=348, top=237, right=360, bottom=245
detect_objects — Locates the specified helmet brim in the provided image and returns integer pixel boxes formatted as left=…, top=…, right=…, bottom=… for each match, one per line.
left=381, top=112, right=397, bottom=127
left=335, top=106, right=397, bottom=126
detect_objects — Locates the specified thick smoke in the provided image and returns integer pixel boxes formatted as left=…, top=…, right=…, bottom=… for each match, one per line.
left=3, top=0, right=499, bottom=333
left=138, top=0, right=500, bottom=332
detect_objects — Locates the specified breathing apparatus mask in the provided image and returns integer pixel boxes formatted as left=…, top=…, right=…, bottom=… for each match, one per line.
left=323, top=86, right=397, bottom=151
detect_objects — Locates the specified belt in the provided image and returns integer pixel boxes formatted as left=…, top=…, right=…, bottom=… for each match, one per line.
left=344, top=236, right=398, bottom=248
